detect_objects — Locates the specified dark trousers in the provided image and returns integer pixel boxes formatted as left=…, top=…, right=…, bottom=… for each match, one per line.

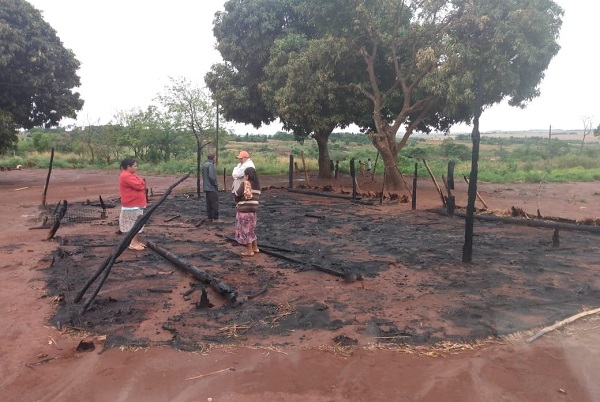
left=205, top=191, right=219, bottom=220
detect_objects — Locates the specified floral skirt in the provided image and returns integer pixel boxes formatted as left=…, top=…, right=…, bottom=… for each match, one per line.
left=119, top=208, right=145, bottom=233
left=235, top=211, right=257, bottom=245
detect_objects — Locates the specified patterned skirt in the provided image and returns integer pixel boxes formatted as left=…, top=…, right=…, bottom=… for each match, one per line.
left=119, top=208, right=145, bottom=233
left=235, top=211, right=257, bottom=245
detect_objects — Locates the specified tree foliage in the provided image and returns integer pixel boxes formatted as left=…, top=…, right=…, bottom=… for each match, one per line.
left=206, top=0, right=307, bottom=128
left=207, top=0, right=562, bottom=188
left=0, top=0, right=83, bottom=153
left=156, top=76, right=216, bottom=196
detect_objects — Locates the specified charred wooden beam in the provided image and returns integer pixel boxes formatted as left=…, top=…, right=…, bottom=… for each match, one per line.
left=445, top=210, right=600, bottom=234
left=287, top=188, right=354, bottom=200
left=146, top=241, right=237, bottom=303
left=216, top=233, right=359, bottom=281
left=164, top=215, right=181, bottom=222
left=75, top=174, right=190, bottom=313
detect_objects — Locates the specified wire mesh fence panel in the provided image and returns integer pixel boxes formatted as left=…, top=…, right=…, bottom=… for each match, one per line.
left=37, top=203, right=119, bottom=226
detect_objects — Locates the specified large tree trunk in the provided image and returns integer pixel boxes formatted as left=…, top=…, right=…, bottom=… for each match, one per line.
left=314, top=128, right=333, bottom=179
left=371, top=130, right=404, bottom=191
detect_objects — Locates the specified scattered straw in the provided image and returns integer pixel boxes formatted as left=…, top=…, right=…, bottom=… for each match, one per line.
left=318, top=344, right=354, bottom=358
left=263, top=301, right=296, bottom=327
left=218, top=322, right=252, bottom=338
left=363, top=338, right=501, bottom=358
left=186, top=367, right=234, bottom=381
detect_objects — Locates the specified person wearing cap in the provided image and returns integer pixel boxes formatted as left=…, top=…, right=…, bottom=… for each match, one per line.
left=202, top=153, right=220, bottom=222
left=233, top=166, right=261, bottom=256
left=231, top=150, right=255, bottom=195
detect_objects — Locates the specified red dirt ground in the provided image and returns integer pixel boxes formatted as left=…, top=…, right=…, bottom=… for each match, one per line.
left=1, top=168, right=599, bottom=402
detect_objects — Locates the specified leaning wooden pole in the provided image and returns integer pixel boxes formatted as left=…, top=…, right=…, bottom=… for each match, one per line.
left=300, top=151, right=310, bottom=186
left=422, top=159, right=446, bottom=208
left=41, top=148, right=55, bottom=206
left=146, top=241, right=237, bottom=303
left=76, top=174, right=190, bottom=313
left=371, top=152, right=379, bottom=182
left=47, top=200, right=67, bottom=240
left=462, top=174, right=488, bottom=209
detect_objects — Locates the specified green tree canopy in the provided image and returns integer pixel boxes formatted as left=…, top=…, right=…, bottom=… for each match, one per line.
left=0, top=0, right=83, bottom=153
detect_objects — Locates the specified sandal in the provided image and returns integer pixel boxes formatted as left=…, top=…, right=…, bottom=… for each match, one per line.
left=241, top=251, right=255, bottom=257
left=128, top=244, right=145, bottom=251
left=253, top=249, right=260, bottom=254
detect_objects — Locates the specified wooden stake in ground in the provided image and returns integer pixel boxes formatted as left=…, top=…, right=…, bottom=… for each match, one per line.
left=526, top=307, right=600, bottom=344
left=288, top=154, right=294, bottom=189
left=300, top=151, right=310, bottom=186
left=75, top=174, right=190, bottom=313
left=422, top=159, right=446, bottom=208
left=41, top=148, right=55, bottom=206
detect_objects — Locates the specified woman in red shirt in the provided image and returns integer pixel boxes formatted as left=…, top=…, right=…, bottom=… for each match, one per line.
left=119, top=158, right=147, bottom=250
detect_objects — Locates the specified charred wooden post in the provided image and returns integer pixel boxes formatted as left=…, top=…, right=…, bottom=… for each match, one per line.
left=552, top=228, right=560, bottom=247
left=223, top=167, right=226, bottom=192
left=47, top=200, right=67, bottom=240
left=447, top=160, right=455, bottom=190
left=146, top=241, right=237, bottom=303
left=196, top=287, right=214, bottom=308
left=41, top=148, right=55, bottom=206
left=288, top=154, right=294, bottom=189
left=75, top=174, right=190, bottom=313
left=443, top=177, right=455, bottom=217
left=350, top=158, right=356, bottom=200
left=412, top=162, right=418, bottom=210
left=98, top=195, right=107, bottom=218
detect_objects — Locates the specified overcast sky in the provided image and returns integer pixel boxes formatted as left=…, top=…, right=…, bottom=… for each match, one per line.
left=27, top=0, right=595, bottom=134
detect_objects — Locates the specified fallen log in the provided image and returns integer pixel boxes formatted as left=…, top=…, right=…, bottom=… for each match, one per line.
left=216, top=234, right=297, bottom=253
left=75, top=174, right=190, bottom=313
left=164, top=215, right=181, bottom=222
left=448, top=210, right=600, bottom=234
left=526, top=307, right=600, bottom=344
left=305, top=213, right=325, bottom=219
left=255, top=246, right=361, bottom=283
left=217, top=233, right=360, bottom=281
left=146, top=241, right=237, bottom=303
left=287, top=188, right=355, bottom=200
